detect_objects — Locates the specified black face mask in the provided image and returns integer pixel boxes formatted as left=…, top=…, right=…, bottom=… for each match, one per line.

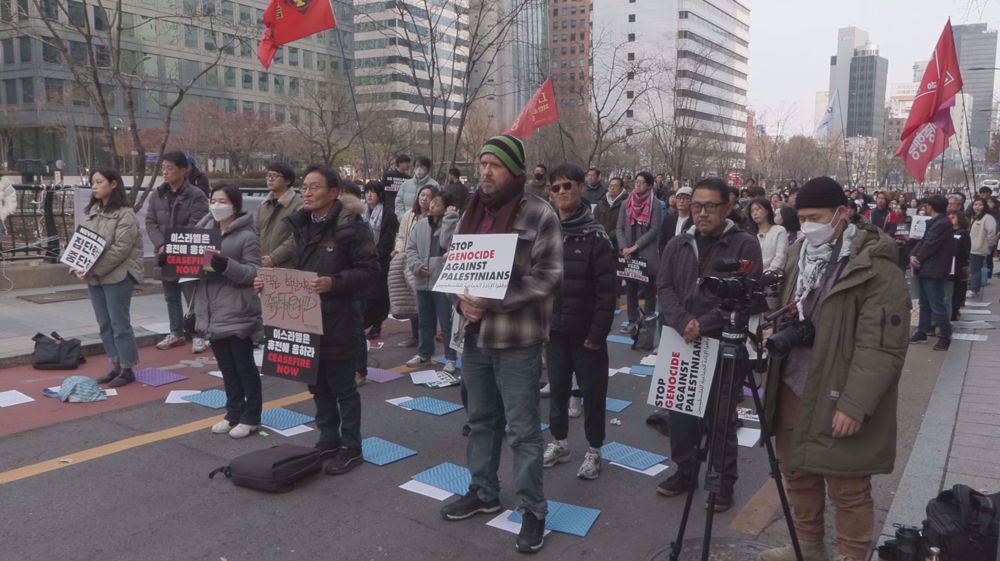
left=533, top=173, right=544, bottom=181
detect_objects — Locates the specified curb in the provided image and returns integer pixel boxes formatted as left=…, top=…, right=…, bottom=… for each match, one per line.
left=0, top=328, right=163, bottom=369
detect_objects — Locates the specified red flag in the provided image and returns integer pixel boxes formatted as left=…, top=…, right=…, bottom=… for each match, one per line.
left=896, top=21, right=963, bottom=182
left=503, top=78, right=560, bottom=139
left=257, top=0, right=336, bottom=69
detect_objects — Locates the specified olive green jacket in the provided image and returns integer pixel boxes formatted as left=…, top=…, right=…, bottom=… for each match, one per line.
left=764, top=224, right=910, bottom=477
left=81, top=205, right=144, bottom=286
left=255, top=188, right=302, bottom=268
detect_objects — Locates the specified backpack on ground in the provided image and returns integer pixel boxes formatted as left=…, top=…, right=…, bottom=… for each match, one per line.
left=923, top=484, right=999, bottom=561
left=31, top=332, right=85, bottom=370
left=208, top=444, right=322, bottom=493
left=630, top=308, right=660, bottom=352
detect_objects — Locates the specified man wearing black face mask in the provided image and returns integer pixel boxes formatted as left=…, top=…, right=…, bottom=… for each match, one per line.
left=526, top=164, right=548, bottom=199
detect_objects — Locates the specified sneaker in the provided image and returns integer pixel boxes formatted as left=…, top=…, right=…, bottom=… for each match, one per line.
left=156, top=333, right=185, bottom=350
left=568, top=396, right=583, bottom=418
left=314, top=440, right=342, bottom=459
left=539, top=382, right=551, bottom=398
left=396, top=337, right=418, bottom=348
left=324, top=446, right=363, bottom=475
left=909, top=331, right=928, bottom=344
left=354, top=371, right=367, bottom=386
left=108, top=368, right=134, bottom=388
left=192, top=337, right=209, bottom=353
left=706, top=493, right=734, bottom=512
left=515, top=511, right=546, bottom=553
left=441, top=490, right=502, bottom=521
left=211, top=420, right=235, bottom=434
left=542, top=440, right=571, bottom=467
left=95, top=367, right=121, bottom=384
left=758, top=541, right=829, bottom=561
left=229, top=423, right=259, bottom=439
left=933, top=337, right=951, bottom=351
left=405, top=354, right=430, bottom=367
left=576, top=447, right=602, bottom=480
left=656, top=472, right=695, bottom=497
left=443, top=360, right=457, bottom=374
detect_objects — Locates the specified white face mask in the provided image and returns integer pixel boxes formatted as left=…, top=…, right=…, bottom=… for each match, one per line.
left=210, top=203, right=234, bottom=222
left=801, top=208, right=841, bottom=247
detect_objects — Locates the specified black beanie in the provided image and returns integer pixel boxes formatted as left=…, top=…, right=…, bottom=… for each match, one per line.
left=796, top=177, right=849, bottom=210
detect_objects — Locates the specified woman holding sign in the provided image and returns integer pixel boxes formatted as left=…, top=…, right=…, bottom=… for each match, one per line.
left=192, top=184, right=263, bottom=439
left=78, top=168, right=144, bottom=388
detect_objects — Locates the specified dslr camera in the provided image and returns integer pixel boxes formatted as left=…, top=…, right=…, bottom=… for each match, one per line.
left=765, top=315, right=815, bottom=357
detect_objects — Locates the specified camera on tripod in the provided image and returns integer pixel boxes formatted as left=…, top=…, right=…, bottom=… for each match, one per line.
left=698, top=259, right=783, bottom=313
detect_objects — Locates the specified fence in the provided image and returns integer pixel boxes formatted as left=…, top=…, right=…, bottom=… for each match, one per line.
left=0, top=185, right=76, bottom=263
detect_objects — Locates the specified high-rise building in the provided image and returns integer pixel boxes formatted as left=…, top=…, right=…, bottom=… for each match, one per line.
left=846, top=40, right=888, bottom=138
left=912, top=60, right=928, bottom=82
left=0, top=0, right=353, bottom=174
left=827, top=26, right=870, bottom=137
left=952, top=23, right=998, bottom=151
left=548, top=0, right=591, bottom=117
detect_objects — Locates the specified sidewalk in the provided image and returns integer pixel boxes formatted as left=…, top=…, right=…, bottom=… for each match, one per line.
left=879, top=275, right=1000, bottom=546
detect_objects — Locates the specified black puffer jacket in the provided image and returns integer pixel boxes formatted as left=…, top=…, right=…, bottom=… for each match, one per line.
left=550, top=215, right=618, bottom=343
left=285, top=198, right=380, bottom=360
left=912, top=214, right=956, bottom=280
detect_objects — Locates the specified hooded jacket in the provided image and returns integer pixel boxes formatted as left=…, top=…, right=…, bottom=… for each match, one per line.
left=81, top=204, right=144, bottom=286
left=191, top=212, right=261, bottom=340
left=582, top=180, right=607, bottom=206
left=284, top=194, right=380, bottom=360
left=595, top=190, right=626, bottom=248
left=394, top=175, right=439, bottom=218
left=145, top=181, right=210, bottom=252
left=764, top=225, right=910, bottom=477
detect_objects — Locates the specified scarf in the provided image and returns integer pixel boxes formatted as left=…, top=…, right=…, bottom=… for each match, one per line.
left=458, top=186, right=522, bottom=235
left=561, top=204, right=605, bottom=238
left=364, top=203, right=383, bottom=239
left=626, top=190, right=653, bottom=226
left=606, top=190, right=626, bottom=206
left=793, top=223, right=858, bottom=320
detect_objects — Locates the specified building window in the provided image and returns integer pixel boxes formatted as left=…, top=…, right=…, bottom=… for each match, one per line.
left=627, top=71, right=634, bottom=80
left=204, top=31, right=216, bottom=51
left=626, top=109, right=634, bottom=118
left=289, top=77, right=299, bottom=96
left=242, top=68, right=252, bottom=89
left=41, top=39, right=59, bottom=63
left=303, top=50, right=313, bottom=69
left=626, top=127, right=634, bottom=136
left=21, top=77, right=33, bottom=103
left=220, top=0, right=233, bottom=22
left=44, top=77, right=63, bottom=104
left=273, top=75, right=284, bottom=94
left=628, top=14, right=635, bottom=22
left=627, top=52, right=634, bottom=61
left=627, top=33, right=635, bottom=42
left=223, top=98, right=236, bottom=113
left=184, top=26, right=198, bottom=48
left=258, top=102, right=270, bottom=117
left=239, top=4, right=251, bottom=25
left=274, top=104, right=285, bottom=123
left=258, top=71, right=268, bottom=92
left=627, top=90, right=634, bottom=99
left=3, top=79, right=15, bottom=105
left=202, top=0, right=215, bottom=16
left=40, top=0, right=58, bottom=20
left=68, top=0, right=86, bottom=27
left=94, top=6, right=108, bottom=30
left=288, top=47, right=298, bottom=66
left=0, top=38, right=12, bottom=64
left=223, top=65, right=236, bottom=88
left=242, top=100, right=254, bottom=113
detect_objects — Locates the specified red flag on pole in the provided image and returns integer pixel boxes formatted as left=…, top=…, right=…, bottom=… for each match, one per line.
left=895, top=20, right=963, bottom=182
left=503, top=78, right=560, bottom=139
left=258, top=0, right=337, bottom=69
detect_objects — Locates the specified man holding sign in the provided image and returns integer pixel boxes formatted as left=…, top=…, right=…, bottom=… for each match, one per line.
left=656, top=177, right=763, bottom=512
left=438, top=135, right=563, bottom=554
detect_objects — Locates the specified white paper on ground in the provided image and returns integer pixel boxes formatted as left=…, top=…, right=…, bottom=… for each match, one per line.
left=410, top=370, right=441, bottom=385
left=205, top=370, right=223, bottom=378
left=965, top=302, right=991, bottom=307
left=141, top=322, right=173, bottom=334
left=737, top=427, right=761, bottom=448
left=46, top=385, right=61, bottom=393
left=640, top=355, right=657, bottom=366
left=399, top=479, right=454, bottom=501
left=102, top=388, right=118, bottom=397
left=387, top=396, right=415, bottom=408
left=608, top=368, right=618, bottom=377
left=0, top=390, right=34, bottom=407
left=164, top=390, right=202, bottom=404
left=960, top=309, right=991, bottom=315
left=486, top=510, right=552, bottom=536
left=952, top=333, right=989, bottom=341
left=610, top=462, right=670, bottom=476
left=264, top=424, right=314, bottom=437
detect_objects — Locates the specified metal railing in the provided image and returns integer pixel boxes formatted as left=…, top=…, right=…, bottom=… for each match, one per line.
left=0, top=184, right=76, bottom=263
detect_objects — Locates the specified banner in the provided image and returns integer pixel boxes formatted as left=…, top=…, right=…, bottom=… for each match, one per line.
left=163, top=228, right=221, bottom=278
left=433, top=234, right=518, bottom=299
left=258, top=267, right=324, bottom=334
left=60, top=226, right=107, bottom=273
left=617, top=257, right=650, bottom=283
left=909, top=215, right=931, bottom=239
left=503, top=77, right=559, bottom=139
left=646, top=328, right=720, bottom=418
left=261, top=326, right=319, bottom=385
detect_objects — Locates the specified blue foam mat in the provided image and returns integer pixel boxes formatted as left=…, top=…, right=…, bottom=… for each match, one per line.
left=509, top=501, right=601, bottom=537
left=411, top=462, right=471, bottom=495
left=398, top=396, right=464, bottom=416
left=606, top=334, right=633, bottom=345
left=261, top=407, right=315, bottom=430
left=601, top=441, right=668, bottom=470
left=181, top=389, right=227, bottom=409
left=505, top=423, right=550, bottom=433
left=629, top=365, right=654, bottom=377
left=432, top=357, right=464, bottom=369
left=362, top=437, right=417, bottom=466
left=604, top=398, right=631, bottom=412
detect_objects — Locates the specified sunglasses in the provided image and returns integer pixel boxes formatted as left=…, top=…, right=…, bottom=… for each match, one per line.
left=549, top=181, right=575, bottom=193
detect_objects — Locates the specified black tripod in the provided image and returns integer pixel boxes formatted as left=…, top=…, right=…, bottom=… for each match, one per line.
left=667, top=308, right=804, bottom=561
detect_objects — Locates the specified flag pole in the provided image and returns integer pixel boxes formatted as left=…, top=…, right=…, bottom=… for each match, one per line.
left=836, top=91, right=853, bottom=185
left=333, top=7, right=371, bottom=180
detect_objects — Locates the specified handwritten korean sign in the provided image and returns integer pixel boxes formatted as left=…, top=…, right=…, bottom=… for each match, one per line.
left=258, top=267, right=324, bottom=334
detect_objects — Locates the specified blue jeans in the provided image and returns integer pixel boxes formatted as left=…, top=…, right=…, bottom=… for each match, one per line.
left=970, top=254, right=987, bottom=293
left=88, top=277, right=140, bottom=368
left=416, top=290, right=456, bottom=361
left=918, top=277, right=953, bottom=338
left=463, top=338, right=547, bottom=518
left=162, top=279, right=194, bottom=336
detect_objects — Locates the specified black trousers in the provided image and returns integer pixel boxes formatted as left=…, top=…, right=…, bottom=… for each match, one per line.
left=667, top=358, right=743, bottom=496
left=546, top=331, right=609, bottom=448
left=626, top=278, right=657, bottom=323
left=309, top=357, right=362, bottom=450
left=952, top=279, right=968, bottom=321
left=211, top=336, right=262, bottom=426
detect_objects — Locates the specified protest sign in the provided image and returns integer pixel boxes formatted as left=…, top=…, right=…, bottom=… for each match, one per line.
left=449, top=309, right=466, bottom=355
left=60, top=226, right=107, bottom=273
left=163, top=227, right=221, bottom=278
left=433, top=234, right=518, bottom=299
left=261, top=327, right=319, bottom=385
left=258, top=268, right=323, bottom=334
left=646, top=328, right=720, bottom=418
left=909, top=215, right=930, bottom=240
left=617, top=257, right=650, bottom=283
left=385, top=175, right=407, bottom=193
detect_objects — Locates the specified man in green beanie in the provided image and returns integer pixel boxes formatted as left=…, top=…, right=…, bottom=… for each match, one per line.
left=439, top=134, right=563, bottom=554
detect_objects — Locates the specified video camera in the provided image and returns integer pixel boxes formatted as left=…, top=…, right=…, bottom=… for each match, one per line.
left=698, top=259, right=783, bottom=312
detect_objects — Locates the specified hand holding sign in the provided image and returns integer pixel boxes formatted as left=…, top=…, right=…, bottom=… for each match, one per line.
left=433, top=234, right=518, bottom=300
left=258, top=268, right=324, bottom=334
left=60, top=226, right=107, bottom=274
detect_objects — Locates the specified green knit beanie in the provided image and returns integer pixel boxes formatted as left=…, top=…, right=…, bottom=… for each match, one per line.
left=479, top=135, right=526, bottom=176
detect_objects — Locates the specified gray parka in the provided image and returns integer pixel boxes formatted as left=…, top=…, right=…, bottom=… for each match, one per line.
left=191, top=212, right=262, bottom=340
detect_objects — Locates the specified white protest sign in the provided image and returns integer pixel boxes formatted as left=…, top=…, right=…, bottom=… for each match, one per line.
left=909, top=215, right=931, bottom=240
left=646, top=328, right=720, bottom=418
left=433, top=234, right=518, bottom=300
left=60, top=226, right=107, bottom=273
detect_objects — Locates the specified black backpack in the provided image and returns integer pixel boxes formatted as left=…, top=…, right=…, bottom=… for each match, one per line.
left=31, top=332, right=85, bottom=370
left=923, top=484, right=999, bottom=561
left=209, top=444, right=322, bottom=493
left=630, top=308, right=660, bottom=352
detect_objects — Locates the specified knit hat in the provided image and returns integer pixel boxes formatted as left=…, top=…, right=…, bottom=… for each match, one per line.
left=480, top=135, right=526, bottom=176
left=796, top=177, right=849, bottom=210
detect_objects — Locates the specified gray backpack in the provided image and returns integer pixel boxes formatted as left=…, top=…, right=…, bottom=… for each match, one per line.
left=209, top=444, right=322, bottom=493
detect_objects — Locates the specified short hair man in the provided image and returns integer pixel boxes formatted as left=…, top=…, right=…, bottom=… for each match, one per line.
left=394, top=157, right=438, bottom=217
left=257, top=161, right=302, bottom=269
left=909, top=194, right=957, bottom=351
left=583, top=167, right=607, bottom=205
left=595, top=176, right=627, bottom=250
left=382, top=154, right=412, bottom=209
left=759, top=176, right=909, bottom=561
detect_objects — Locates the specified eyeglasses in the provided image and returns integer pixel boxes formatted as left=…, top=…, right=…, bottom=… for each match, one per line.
left=301, top=183, right=328, bottom=193
left=690, top=202, right=725, bottom=214
left=265, top=173, right=283, bottom=180
left=549, top=181, right=575, bottom=193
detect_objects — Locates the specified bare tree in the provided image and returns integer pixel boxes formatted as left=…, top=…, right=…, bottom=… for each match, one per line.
left=286, top=81, right=373, bottom=169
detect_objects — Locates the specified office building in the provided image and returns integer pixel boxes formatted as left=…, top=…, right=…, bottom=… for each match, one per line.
left=826, top=26, right=870, bottom=137
left=549, top=0, right=591, bottom=118
left=952, top=23, right=998, bottom=150
left=846, top=40, right=888, bottom=138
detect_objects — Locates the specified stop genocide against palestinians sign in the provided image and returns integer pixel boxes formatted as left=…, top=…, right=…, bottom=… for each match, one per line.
left=647, top=328, right=720, bottom=418
left=433, top=234, right=518, bottom=300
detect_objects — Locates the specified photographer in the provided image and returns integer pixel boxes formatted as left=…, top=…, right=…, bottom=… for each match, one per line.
left=760, top=177, right=909, bottom=561
left=656, top=177, right=763, bottom=512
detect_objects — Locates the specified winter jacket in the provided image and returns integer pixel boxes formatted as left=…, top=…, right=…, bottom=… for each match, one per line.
left=866, top=207, right=896, bottom=235
left=394, top=175, right=439, bottom=218
left=757, top=225, right=788, bottom=272
left=405, top=212, right=459, bottom=291
left=616, top=194, right=663, bottom=268
left=969, top=213, right=997, bottom=256
left=145, top=181, right=210, bottom=251
left=764, top=225, right=909, bottom=477
left=582, top=180, right=607, bottom=206
left=284, top=196, right=380, bottom=360
left=912, top=214, right=957, bottom=279
left=525, top=177, right=548, bottom=200
left=256, top=188, right=303, bottom=268
left=81, top=204, right=144, bottom=286
left=951, top=228, right=971, bottom=281
left=656, top=221, right=763, bottom=339
left=443, top=180, right=470, bottom=214
left=191, top=212, right=261, bottom=340
left=550, top=215, right=617, bottom=343
left=369, top=205, right=400, bottom=264
left=595, top=191, right=626, bottom=248
left=186, top=166, right=211, bottom=197
left=657, top=212, right=692, bottom=255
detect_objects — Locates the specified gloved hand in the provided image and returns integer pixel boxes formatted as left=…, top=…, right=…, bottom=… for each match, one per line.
left=211, top=253, right=229, bottom=273
left=157, top=252, right=167, bottom=267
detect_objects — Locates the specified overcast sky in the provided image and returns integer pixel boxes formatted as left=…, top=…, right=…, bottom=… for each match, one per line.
left=748, top=0, right=1000, bottom=136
